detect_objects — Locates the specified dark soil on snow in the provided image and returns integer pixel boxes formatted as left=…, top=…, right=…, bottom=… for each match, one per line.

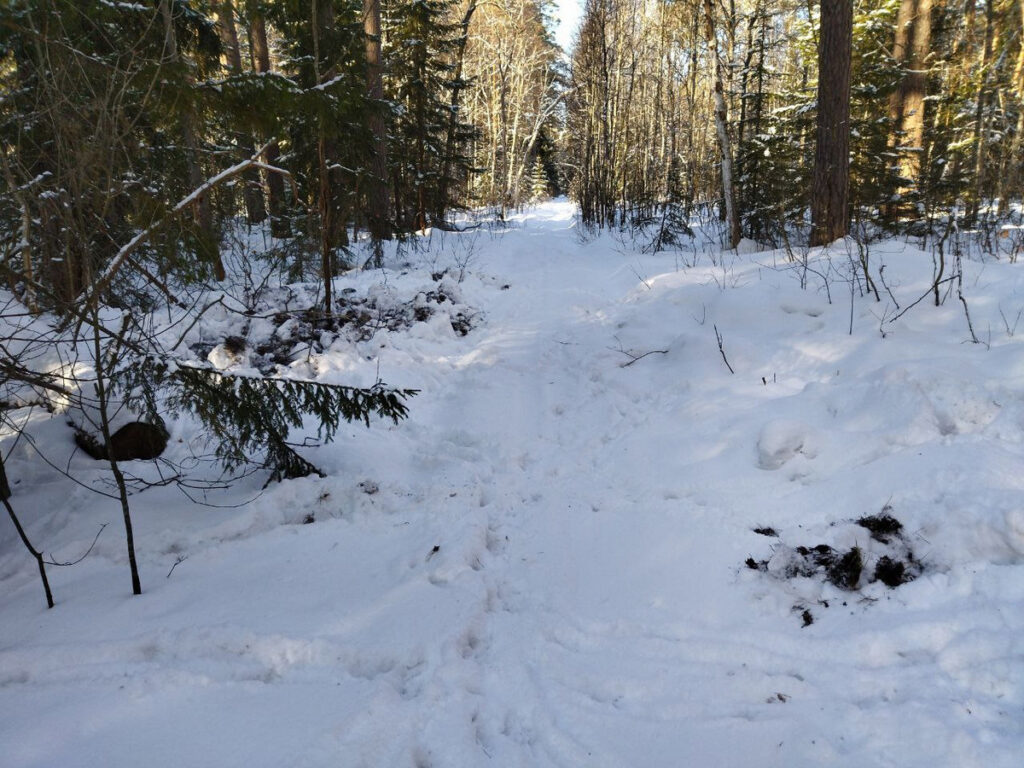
left=746, top=507, right=923, bottom=624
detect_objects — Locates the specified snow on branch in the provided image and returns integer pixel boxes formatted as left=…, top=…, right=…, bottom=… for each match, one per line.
left=77, top=142, right=292, bottom=309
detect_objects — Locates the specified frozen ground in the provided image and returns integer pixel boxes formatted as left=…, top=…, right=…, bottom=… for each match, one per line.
left=2, top=200, right=1024, bottom=766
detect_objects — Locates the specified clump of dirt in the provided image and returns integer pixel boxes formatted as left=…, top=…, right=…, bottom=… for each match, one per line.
left=766, top=544, right=863, bottom=590
left=745, top=506, right=923, bottom=625
left=856, top=511, right=903, bottom=543
left=874, top=555, right=913, bottom=587
left=827, top=547, right=863, bottom=590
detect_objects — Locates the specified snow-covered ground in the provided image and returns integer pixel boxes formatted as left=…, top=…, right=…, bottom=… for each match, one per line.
left=3, top=200, right=1024, bottom=766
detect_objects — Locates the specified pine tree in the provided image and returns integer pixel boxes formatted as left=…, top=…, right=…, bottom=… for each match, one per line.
left=386, top=0, right=472, bottom=230
left=810, top=0, right=854, bottom=246
left=529, top=156, right=549, bottom=201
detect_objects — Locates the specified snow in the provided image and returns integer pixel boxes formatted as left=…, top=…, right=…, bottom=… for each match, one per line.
left=3, top=200, right=1024, bottom=766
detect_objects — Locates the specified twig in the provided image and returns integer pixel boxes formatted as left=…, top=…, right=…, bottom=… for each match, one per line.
left=2, top=456, right=54, bottom=608
left=886, top=275, right=958, bottom=324
left=998, top=305, right=1022, bottom=337
left=609, top=338, right=668, bottom=367
left=630, top=264, right=652, bottom=289
left=714, top=324, right=735, bottom=374
left=166, top=554, right=188, bottom=579
left=878, top=264, right=900, bottom=309
left=956, top=255, right=981, bottom=345
left=619, top=348, right=668, bottom=367
left=44, top=523, right=108, bottom=567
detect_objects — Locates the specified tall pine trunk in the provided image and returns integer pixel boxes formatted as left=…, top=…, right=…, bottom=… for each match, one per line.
left=363, top=0, right=390, bottom=255
left=250, top=11, right=291, bottom=238
left=810, top=0, right=853, bottom=246
left=214, top=0, right=266, bottom=225
left=968, top=0, right=996, bottom=223
left=159, top=0, right=223, bottom=280
left=889, top=0, right=932, bottom=196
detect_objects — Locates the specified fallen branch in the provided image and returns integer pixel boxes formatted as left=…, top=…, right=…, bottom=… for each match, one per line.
left=609, top=338, right=668, bottom=367
left=619, top=349, right=668, bottom=368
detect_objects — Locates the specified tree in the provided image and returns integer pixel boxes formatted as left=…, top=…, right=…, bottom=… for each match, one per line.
left=363, top=0, right=391, bottom=256
left=0, top=0, right=418, bottom=601
left=386, top=0, right=471, bottom=230
left=246, top=1, right=292, bottom=238
left=703, top=0, right=741, bottom=248
left=889, top=0, right=932, bottom=195
left=213, top=0, right=268, bottom=225
left=810, top=0, right=853, bottom=246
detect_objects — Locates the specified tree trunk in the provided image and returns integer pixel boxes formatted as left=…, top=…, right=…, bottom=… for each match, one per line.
left=312, top=0, right=333, bottom=321
left=810, top=0, right=853, bottom=246
left=703, top=0, right=741, bottom=248
left=968, top=0, right=996, bottom=223
left=214, top=0, right=267, bottom=224
left=436, top=0, right=477, bottom=223
left=250, top=10, right=291, bottom=238
left=889, top=0, right=932, bottom=193
left=363, top=0, right=391, bottom=254
left=159, top=0, right=223, bottom=280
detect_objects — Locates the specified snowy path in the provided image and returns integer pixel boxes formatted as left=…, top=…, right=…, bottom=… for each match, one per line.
left=3, top=201, right=1024, bottom=766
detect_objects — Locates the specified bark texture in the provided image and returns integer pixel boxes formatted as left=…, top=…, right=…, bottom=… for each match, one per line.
left=810, top=0, right=853, bottom=246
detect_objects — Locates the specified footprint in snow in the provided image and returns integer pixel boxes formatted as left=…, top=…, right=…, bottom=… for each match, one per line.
left=757, top=419, right=820, bottom=470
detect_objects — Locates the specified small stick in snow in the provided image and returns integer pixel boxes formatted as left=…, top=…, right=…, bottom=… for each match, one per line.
left=609, top=338, right=668, bottom=367
left=714, top=324, right=734, bottom=374
left=618, top=349, right=668, bottom=368
left=166, top=555, right=188, bottom=579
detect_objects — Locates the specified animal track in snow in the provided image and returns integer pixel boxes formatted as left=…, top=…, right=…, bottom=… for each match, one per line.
left=757, top=419, right=820, bottom=470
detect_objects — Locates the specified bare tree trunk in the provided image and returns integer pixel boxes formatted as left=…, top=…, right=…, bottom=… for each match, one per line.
left=968, top=0, right=996, bottom=223
left=1003, top=0, right=1024, bottom=211
left=1, top=453, right=54, bottom=608
left=89, top=312, right=142, bottom=595
left=703, top=0, right=741, bottom=248
left=363, top=0, right=390, bottom=256
left=810, top=0, right=853, bottom=246
left=250, top=11, right=291, bottom=238
left=214, top=0, right=266, bottom=224
left=159, top=0, right=223, bottom=280
left=889, top=0, right=932, bottom=194
left=312, top=0, right=333, bottom=321
left=437, top=0, right=477, bottom=222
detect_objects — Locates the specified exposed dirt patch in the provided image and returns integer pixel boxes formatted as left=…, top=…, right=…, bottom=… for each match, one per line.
left=746, top=507, right=923, bottom=624
left=855, top=511, right=903, bottom=543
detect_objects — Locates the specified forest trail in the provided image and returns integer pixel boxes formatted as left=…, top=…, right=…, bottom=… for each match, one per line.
left=3, top=201, right=1024, bottom=767
left=387, top=204, right=859, bottom=765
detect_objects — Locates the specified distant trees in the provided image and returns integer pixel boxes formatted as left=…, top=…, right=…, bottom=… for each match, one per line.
left=462, top=0, right=562, bottom=213
left=569, top=0, right=707, bottom=235
left=566, top=0, right=1024, bottom=247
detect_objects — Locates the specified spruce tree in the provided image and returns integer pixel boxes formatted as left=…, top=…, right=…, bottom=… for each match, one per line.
left=386, top=0, right=472, bottom=230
